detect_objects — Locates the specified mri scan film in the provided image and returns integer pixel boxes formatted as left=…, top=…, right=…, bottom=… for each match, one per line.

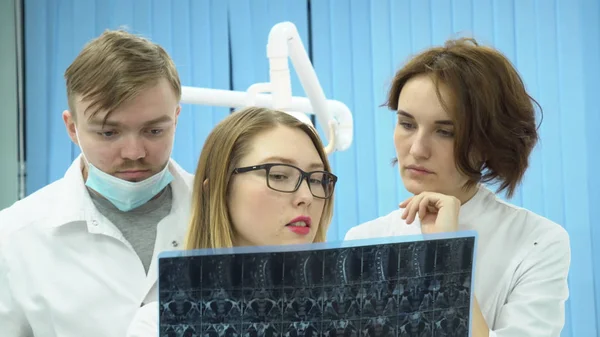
left=158, top=234, right=476, bottom=337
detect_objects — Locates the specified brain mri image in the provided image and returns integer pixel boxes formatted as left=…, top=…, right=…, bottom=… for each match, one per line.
left=158, top=236, right=475, bottom=337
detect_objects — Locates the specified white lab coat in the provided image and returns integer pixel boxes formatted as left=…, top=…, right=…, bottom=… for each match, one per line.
left=0, top=155, right=194, bottom=337
left=126, top=301, right=160, bottom=337
left=345, top=185, right=571, bottom=337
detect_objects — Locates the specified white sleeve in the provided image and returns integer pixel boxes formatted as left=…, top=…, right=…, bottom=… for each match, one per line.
left=490, top=229, right=570, bottom=336
left=126, top=301, right=160, bottom=337
left=342, top=210, right=401, bottom=241
left=0, top=247, right=32, bottom=336
left=343, top=226, right=360, bottom=241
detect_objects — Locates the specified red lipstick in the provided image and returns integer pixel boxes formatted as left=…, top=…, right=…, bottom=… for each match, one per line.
left=286, top=215, right=312, bottom=235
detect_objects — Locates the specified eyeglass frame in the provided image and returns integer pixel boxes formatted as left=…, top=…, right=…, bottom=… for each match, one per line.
left=232, top=163, right=338, bottom=199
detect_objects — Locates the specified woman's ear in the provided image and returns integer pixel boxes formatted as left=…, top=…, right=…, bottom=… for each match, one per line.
left=203, top=178, right=209, bottom=191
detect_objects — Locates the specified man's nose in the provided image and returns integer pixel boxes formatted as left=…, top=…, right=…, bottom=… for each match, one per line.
left=120, top=136, right=146, bottom=160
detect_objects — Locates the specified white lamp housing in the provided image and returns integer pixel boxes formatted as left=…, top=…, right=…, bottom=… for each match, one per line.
left=180, top=21, right=354, bottom=154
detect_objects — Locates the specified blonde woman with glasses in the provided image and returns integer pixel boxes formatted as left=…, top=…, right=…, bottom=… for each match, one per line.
left=126, top=106, right=337, bottom=336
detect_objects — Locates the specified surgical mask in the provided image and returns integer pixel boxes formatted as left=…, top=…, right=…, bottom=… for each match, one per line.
left=75, top=128, right=174, bottom=212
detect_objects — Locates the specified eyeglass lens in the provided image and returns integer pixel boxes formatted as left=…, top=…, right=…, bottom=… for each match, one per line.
left=266, top=164, right=334, bottom=198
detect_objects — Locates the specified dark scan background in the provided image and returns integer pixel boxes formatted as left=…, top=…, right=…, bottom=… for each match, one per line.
left=158, top=237, right=474, bottom=337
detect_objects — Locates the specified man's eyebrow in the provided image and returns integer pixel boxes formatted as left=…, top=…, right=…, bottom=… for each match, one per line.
left=397, top=109, right=454, bottom=126
left=87, top=119, right=119, bottom=127
left=88, top=115, right=173, bottom=128
left=141, top=115, right=173, bottom=126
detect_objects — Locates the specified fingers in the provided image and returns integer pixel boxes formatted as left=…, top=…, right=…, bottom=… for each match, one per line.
left=400, top=193, right=440, bottom=224
left=401, top=204, right=411, bottom=223
left=400, top=195, right=413, bottom=223
left=418, top=197, right=429, bottom=221
left=401, top=194, right=426, bottom=224
left=399, top=196, right=414, bottom=222
left=400, top=192, right=460, bottom=233
left=398, top=196, right=413, bottom=209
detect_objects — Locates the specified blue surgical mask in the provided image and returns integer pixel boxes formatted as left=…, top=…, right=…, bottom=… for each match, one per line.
left=75, top=129, right=174, bottom=212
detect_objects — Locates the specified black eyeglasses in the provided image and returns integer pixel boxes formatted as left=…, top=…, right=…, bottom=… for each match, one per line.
left=232, top=163, right=337, bottom=199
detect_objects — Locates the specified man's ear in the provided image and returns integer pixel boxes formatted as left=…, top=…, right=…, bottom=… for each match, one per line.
left=174, top=105, right=181, bottom=126
left=63, top=110, right=78, bottom=145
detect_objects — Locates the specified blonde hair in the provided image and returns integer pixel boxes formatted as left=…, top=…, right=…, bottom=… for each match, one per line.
left=185, top=107, right=335, bottom=250
left=64, top=29, right=181, bottom=123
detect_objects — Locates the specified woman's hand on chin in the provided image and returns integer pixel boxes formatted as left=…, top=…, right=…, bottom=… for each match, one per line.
left=399, top=192, right=461, bottom=234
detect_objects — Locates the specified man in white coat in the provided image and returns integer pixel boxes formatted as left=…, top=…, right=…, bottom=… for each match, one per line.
left=0, top=30, right=194, bottom=337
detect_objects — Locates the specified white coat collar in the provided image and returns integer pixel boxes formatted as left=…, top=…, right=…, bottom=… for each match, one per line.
left=48, top=155, right=193, bottom=233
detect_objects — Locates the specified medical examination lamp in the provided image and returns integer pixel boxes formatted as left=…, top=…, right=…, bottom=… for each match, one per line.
left=179, top=21, right=354, bottom=155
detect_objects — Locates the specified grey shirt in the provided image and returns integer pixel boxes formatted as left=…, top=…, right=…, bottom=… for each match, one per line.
left=89, top=185, right=173, bottom=274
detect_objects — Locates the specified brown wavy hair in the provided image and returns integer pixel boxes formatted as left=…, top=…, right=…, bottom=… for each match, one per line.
left=386, top=38, right=541, bottom=198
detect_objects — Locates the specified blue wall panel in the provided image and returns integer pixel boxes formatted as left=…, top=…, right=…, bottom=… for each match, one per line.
left=309, top=0, right=340, bottom=237
left=21, top=0, right=600, bottom=334
left=370, top=1, right=402, bottom=219
left=24, top=0, right=49, bottom=194
left=582, top=0, right=600, bottom=332
left=312, top=0, right=362, bottom=240
left=228, top=0, right=310, bottom=97
left=555, top=2, right=597, bottom=335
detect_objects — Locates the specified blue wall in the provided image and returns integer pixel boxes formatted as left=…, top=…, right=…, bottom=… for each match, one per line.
left=23, top=0, right=599, bottom=335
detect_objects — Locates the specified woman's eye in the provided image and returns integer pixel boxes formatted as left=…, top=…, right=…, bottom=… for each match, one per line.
left=438, top=129, right=455, bottom=137
left=399, top=122, right=414, bottom=130
left=269, top=173, right=288, bottom=181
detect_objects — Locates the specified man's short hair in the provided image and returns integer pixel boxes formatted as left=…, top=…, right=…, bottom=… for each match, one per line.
left=65, top=29, right=181, bottom=123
